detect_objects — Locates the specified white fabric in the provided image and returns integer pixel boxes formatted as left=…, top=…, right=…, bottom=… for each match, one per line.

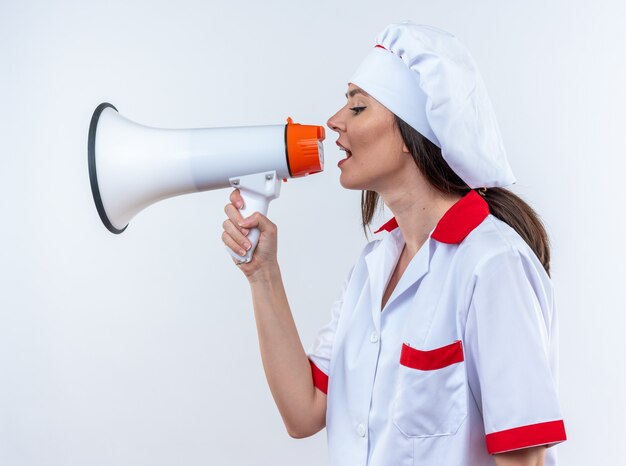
left=307, top=213, right=564, bottom=466
left=349, top=21, right=517, bottom=189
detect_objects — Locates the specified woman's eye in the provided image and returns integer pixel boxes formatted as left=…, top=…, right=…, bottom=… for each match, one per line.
left=350, top=106, right=366, bottom=115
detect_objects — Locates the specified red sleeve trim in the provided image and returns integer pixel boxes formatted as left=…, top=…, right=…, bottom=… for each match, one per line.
left=399, top=340, right=464, bottom=371
left=308, top=358, right=328, bottom=395
left=486, top=420, right=567, bottom=454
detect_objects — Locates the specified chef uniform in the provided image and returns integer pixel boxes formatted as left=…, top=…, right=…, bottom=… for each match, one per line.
left=307, top=21, right=567, bottom=466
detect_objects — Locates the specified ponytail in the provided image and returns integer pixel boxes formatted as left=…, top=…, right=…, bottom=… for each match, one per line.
left=478, top=188, right=551, bottom=277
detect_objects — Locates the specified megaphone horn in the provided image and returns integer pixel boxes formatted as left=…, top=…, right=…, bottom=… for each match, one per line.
left=88, top=102, right=325, bottom=262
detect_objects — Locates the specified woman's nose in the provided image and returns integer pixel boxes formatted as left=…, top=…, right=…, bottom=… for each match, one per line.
left=326, top=110, right=344, bottom=133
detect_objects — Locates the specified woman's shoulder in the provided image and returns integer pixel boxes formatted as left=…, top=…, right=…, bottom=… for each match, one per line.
left=458, top=214, right=550, bottom=283
left=460, top=215, right=557, bottom=326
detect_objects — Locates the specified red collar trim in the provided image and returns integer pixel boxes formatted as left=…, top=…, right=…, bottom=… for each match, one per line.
left=374, top=217, right=399, bottom=234
left=373, top=190, right=490, bottom=244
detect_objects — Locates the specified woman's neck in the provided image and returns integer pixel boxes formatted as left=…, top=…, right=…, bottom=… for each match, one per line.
left=380, top=181, right=462, bottom=257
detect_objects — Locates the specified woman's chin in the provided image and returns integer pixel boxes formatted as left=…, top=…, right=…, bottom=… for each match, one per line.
left=339, top=173, right=365, bottom=191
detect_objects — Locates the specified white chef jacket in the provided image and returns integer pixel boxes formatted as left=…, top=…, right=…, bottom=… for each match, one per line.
left=307, top=190, right=566, bottom=466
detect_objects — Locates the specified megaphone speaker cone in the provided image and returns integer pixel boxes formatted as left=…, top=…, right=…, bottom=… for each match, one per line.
left=88, top=102, right=127, bottom=234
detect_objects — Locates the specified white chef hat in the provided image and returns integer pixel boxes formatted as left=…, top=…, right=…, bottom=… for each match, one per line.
left=349, top=21, right=516, bottom=189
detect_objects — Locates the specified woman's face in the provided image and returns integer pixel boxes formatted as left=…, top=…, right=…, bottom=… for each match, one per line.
left=326, top=83, right=411, bottom=192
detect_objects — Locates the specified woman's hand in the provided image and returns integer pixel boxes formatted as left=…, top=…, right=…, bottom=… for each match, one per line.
left=222, top=189, right=279, bottom=279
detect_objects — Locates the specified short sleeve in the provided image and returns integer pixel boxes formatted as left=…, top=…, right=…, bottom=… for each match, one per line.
left=306, top=266, right=354, bottom=395
left=464, top=248, right=567, bottom=454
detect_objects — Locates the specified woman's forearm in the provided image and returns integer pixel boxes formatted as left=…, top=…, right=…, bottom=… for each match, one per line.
left=247, top=263, right=325, bottom=438
left=494, top=446, right=545, bottom=466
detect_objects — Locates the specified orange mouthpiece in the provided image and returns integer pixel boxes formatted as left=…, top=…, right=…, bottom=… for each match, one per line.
left=285, top=117, right=325, bottom=177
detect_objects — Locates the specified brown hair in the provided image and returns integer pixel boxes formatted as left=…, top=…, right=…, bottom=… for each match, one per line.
left=361, top=115, right=552, bottom=277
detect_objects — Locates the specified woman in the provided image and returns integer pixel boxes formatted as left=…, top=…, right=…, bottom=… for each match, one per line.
left=221, top=21, right=566, bottom=466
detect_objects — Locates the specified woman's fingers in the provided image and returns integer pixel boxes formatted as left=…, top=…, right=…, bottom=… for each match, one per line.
left=224, top=202, right=250, bottom=236
left=222, top=189, right=279, bottom=269
left=222, top=230, right=249, bottom=257
left=223, top=210, right=279, bottom=274
left=222, top=218, right=251, bottom=253
left=229, top=189, right=244, bottom=209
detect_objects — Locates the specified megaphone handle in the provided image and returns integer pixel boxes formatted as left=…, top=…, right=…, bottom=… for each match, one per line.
left=227, top=172, right=281, bottom=264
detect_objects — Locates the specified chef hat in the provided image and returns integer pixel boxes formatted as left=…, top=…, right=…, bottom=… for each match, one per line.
left=349, top=21, right=516, bottom=189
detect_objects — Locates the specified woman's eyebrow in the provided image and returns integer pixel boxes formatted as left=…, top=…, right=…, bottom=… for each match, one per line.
left=345, top=88, right=368, bottom=99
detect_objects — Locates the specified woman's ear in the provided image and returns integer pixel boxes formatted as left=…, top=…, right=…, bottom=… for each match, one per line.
left=402, top=143, right=410, bottom=154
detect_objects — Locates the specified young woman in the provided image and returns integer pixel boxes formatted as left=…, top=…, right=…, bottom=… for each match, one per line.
left=221, top=21, right=566, bottom=466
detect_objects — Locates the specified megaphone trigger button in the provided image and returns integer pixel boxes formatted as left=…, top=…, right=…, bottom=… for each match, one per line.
left=283, top=178, right=288, bottom=182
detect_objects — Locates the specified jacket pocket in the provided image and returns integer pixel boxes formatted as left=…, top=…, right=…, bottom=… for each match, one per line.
left=391, top=340, right=467, bottom=438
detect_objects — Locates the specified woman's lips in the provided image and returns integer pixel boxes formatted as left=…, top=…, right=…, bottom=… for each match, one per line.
left=337, top=151, right=352, bottom=167
left=336, top=141, right=352, bottom=167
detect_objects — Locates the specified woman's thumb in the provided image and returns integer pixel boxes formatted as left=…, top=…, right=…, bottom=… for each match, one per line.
left=239, top=212, right=275, bottom=232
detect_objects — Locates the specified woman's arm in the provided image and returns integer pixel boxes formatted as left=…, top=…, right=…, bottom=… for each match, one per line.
left=247, top=262, right=327, bottom=438
left=222, top=190, right=326, bottom=438
left=494, top=446, right=546, bottom=466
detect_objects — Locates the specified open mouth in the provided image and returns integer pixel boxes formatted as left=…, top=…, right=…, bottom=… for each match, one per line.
left=338, top=149, right=352, bottom=166
left=337, top=141, right=352, bottom=159
left=337, top=147, right=352, bottom=167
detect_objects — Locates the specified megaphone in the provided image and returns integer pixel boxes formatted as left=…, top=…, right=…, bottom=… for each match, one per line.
left=88, top=103, right=325, bottom=263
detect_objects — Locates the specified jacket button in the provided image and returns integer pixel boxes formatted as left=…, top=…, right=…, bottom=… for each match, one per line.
left=370, top=332, right=379, bottom=343
left=356, top=423, right=367, bottom=437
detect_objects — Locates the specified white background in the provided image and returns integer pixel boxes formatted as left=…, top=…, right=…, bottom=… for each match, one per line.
left=1, top=1, right=624, bottom=465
